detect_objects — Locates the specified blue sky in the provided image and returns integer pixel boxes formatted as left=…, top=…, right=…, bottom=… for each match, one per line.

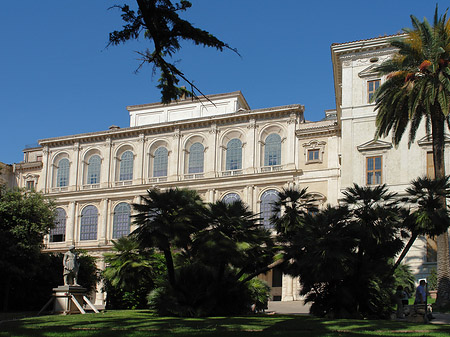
left=1, top=1, right=447, bottom=164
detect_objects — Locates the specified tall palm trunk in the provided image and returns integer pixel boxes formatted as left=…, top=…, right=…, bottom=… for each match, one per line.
left=431, top=109, right=450, bottom=307
left=163, top=248, right=176, bottom=288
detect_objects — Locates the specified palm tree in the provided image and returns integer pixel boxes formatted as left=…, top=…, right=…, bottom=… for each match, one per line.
left=192, top=200, right=275, bottom=284
left=271, top=187, right=317, bottom=237
left=103, top=236, right=163, bottom=291
left=131, top=188, right=206, bottom=288
left=393, top=176, right=450, bottom=271
left=372, top=7, right=450, bottom=306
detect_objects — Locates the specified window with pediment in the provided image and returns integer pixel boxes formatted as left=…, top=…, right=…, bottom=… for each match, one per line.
left=303, top=140, right=326, bottom=164
left=366, top=156, right=382, bottom=185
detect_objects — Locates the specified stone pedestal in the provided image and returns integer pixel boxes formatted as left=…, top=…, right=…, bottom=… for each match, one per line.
left=52, top=285, right=87, bottom=314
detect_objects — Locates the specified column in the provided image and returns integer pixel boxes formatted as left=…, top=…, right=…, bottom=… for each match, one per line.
left=103, top=138, right=112, bottom=188
left=206, top=124, right=219, bottom=178
left=138, top=134, right=145, bottom=183
left=67, top=201, right=76, bottom=244
left=99, top=198, right=109, bottom=245
left=42, top=146, right=49, bottom=193
left=169, top=128, right=182, bottom=180
left=246, top=119, right=257, bottom=173
left=208, top=189, right=215, bottom=203
left=282, top=274, right=294, bottom=301
left=70, top=142, right=80, bottom=191
left=252, top=185, right=259, bottom=212
left=286, top=113, right=297, bottom=170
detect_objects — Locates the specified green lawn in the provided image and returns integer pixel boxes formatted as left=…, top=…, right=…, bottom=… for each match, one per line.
left=1, top=310, right=450, bottom=337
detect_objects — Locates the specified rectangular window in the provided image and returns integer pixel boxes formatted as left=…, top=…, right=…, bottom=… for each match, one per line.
left=26, top=181, right=35, bottom=190
left=308, top=149, right=320, bottom=162
left=366, top=156, right=382, bottom=185
left=427, top=151, right=435, bottom=179
left=368, top=79, right=380, bottom=102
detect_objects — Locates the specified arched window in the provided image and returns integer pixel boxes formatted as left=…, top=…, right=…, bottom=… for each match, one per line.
left=56, top=158, right=70, bottom=187
left=260, top=189, right=279, bottom=228
left=188, top=142, right=204, bottom=174
left=264, top=134, right=281, bottom=166
left=113, top=203, right=131, bottom=239
left=50, top=208, right=66, bottom=242
left=226, top=139, right=242, bottom=171
left=87, top=155, right=101, bottom=184
left=222, top=193, right=241, bottom=205
left=80, top=205, right=98, bottom=241
left=153, top=147, right=168, bottom=177
left=119, top=151, right=134, bottom=181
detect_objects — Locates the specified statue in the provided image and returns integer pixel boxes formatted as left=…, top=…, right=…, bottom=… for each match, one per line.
left=63, top=245, right=80, bottom=286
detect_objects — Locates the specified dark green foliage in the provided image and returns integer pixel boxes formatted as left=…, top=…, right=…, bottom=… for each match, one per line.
left=148, top=263, right=269, bottom=317
left=103, top=237, right=166, bottom=309
left=405, top=176, right=450, bottom=237
left=392, top=176, right=450, bottom=271
left=132, top=188, right=274, bottom=316
left=277, top=185, right=404, bottom=318
left=429, top=267, right=438, bottom=290
left=109, top=1, right=238, bottom=103
left=372, top=7, right=450, bottom=306
left=0, top=186, right=55, bottom=311
left=0, top=253, right=61, bottom=311
left=76, top=251, right=100, bottom=295
left=393, top=263, right=416, bottom=293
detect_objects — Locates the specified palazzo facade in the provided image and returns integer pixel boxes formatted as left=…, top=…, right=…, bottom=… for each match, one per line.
left=14, top=91, right=339, bottom=304
left=10, top=35, right=446, bottom=303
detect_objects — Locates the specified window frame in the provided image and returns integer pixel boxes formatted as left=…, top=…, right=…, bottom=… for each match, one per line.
left=119, top=150, right=134, bottom=181
left=56, top=158, right=70, bottom=187
left=367, top=79, right=380, bottom=103
left=366, top=155, right=382, bottom=185
left=50, top=207, right=66, bottom=243
left=225, top=138, right=243, bottom=171
left=188, top=142, right=204, bottom=174
left=260, top=189, right=279, bottom=229
left=153, top=147, right=169, bottom=177
left=80, top=205, right=98, bottom=241
left=264, top=134, right=282, bottom=167
left=112, top=202, right=131, bottom=239
left=86, top=154, right=101, bottom=185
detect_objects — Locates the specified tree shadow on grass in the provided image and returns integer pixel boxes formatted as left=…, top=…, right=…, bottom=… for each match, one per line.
left=3, top=311, right=450, bottom=337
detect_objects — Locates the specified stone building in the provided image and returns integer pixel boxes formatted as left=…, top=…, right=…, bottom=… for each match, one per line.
left=11, top=34, right=444, bottom=304
left=14, top=91, right=340, bottom=304
left=331, top=35, right=444, bottom=279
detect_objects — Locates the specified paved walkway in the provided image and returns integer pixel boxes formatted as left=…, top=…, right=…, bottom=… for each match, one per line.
left=267, top=300, right=311, bottom=315
left=267, top=301, right=450, bottom=324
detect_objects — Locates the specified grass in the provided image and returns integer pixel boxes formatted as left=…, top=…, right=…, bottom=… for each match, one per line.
left=1, top=310, right=450, bottom=337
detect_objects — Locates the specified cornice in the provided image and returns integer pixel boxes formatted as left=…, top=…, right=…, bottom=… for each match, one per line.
left=126, top=91, right=249, bottom=111
left=39, top=105, right=304, bottom=148
left=13, top=161, right=43, bottom=171
left=296, top=122, right=339, bottom=139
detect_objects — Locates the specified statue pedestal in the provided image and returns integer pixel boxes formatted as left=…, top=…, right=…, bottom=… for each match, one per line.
left=52, top=285, right=87, bottom=314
